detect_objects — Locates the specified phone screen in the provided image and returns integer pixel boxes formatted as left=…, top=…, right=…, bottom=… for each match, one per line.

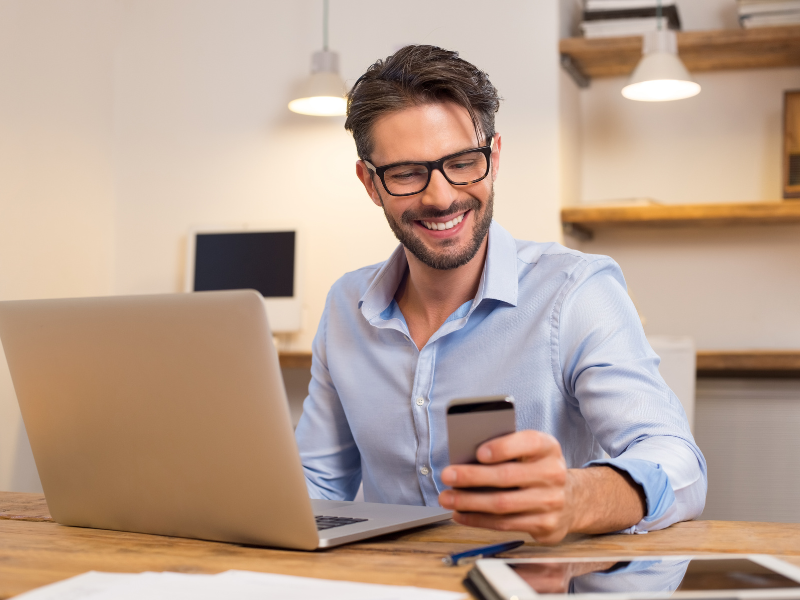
left=505, top=558, right=800, bottom=595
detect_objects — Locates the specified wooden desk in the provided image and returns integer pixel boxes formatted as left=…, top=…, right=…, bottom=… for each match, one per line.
left=3, top=492, right=800, bottom=599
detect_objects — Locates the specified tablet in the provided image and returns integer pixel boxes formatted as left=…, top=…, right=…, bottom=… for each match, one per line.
left=472, top=555, right=800, bottom=600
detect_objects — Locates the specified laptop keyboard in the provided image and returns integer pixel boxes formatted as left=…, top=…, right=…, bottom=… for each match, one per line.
left=314, top=515, right=368, bottom=531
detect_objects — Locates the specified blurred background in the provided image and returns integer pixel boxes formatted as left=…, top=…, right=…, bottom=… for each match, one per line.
left=1, top=0, right=799, bottom=523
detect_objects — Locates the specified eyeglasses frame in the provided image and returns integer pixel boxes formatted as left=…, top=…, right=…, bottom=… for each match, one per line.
left=363, top=137, right=495, bottom=197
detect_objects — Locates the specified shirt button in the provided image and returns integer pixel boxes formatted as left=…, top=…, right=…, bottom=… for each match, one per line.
left=420, top=466, right=430, bottom=476
left=415, top=397, right=424, bottom=406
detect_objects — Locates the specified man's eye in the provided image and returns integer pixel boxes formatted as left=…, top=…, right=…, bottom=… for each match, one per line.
left=450, top=160, right=476, bottom=170
left=388, top=167, right=426, bottom=181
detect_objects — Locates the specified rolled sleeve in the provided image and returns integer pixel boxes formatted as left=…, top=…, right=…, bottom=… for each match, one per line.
left=555, top=258, right=707, bottom=532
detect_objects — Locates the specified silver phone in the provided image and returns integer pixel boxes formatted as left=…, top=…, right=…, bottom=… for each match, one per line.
left=446, top=395, right=516, bottom=468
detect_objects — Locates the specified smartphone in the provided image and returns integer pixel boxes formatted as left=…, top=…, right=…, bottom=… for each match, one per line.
left=446, top=395, right=516, bottom=467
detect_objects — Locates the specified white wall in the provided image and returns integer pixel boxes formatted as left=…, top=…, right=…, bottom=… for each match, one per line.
left=580, top=68, right=800, bottom=205
left=573, top=66, right=800, bottom=349
left=0, top=0, right=565, bottom=491
left=0, top=1, right=120, bottom=492
left=566, top=0, right=800, bottom=349
left=112, top=0, right=564, bottom=352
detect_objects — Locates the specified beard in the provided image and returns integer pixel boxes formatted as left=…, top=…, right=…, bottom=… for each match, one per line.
left=380, top=186, right=494, bottom=271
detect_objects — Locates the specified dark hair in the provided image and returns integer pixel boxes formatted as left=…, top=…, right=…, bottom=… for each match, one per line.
left=344, top=45, right=501, bottom=161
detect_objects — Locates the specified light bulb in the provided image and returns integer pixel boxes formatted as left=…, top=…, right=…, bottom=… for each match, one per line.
left=623, top=30, right=700, bottom=102
left=622, top=79, right=701, bottom=102
left=289, top=51, right=347, bottom=117
left=288, top=96, right=347, bottom=116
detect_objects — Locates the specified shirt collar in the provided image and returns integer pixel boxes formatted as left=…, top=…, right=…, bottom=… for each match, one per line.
left=358, top=220, right=519, bottom=321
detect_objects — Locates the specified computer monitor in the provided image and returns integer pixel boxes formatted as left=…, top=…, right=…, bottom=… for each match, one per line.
left=184, top=228, right=302, bottom=333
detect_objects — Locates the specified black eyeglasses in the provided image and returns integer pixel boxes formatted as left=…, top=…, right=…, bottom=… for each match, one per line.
left=363, top=138, right=494, bottom=197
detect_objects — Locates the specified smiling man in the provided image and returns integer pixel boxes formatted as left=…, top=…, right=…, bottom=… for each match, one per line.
left=294, top=45, right=707, bottom=543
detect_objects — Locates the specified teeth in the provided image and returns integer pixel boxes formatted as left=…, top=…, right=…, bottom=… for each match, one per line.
left=422, top=213, right=465, bottom=231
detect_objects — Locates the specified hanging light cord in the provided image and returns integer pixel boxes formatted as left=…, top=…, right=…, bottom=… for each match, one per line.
left=322, top=0, right=329, bottom=51
left=656, top=0, right=662, bottom=31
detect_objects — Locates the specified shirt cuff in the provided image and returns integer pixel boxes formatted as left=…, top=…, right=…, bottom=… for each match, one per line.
left=583, top=457, right=676, bottom=534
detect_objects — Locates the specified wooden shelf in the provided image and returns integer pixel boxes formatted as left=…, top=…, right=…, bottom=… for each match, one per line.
left=561, top=201, right=800, bottom=238
left=280, top=350, right=800, bottom=378
left=278, top=351, right=312, bottom=369
left=560, top=26, right=800, bottom=80
left=697, top=351, right=800, bottom=378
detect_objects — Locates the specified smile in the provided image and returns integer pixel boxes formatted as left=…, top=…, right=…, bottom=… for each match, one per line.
left=420, top=213, right=465, bottom=231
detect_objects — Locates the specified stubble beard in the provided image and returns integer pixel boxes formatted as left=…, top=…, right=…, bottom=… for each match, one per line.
left=379, top=185, right=494, bottom=271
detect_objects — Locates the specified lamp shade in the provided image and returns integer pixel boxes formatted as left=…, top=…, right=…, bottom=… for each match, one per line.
left=289, top=50, right=347, bottom=116
left=622, top=30, right=700, bottom=102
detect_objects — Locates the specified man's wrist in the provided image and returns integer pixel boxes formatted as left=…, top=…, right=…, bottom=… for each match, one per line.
left=565, top=468, right=591, bottom=533
left=565, top=466, right=647, bottom=535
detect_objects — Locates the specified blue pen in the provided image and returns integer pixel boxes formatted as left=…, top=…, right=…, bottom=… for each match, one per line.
left=442, top=539, right=525, bottom=566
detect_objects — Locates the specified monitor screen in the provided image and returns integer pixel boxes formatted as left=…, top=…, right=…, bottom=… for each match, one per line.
left=193, top=231, right=295, bottom=298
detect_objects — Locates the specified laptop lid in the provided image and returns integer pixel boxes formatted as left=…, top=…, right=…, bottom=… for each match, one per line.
left=0, top=290, right=321, bottom=550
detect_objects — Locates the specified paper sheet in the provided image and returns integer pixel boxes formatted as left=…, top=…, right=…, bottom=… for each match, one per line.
left=14, top=570, right=467, bottom=600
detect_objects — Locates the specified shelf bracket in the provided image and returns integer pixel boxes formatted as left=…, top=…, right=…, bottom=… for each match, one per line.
left=562, top=222, right=593, bottom=241
left=560, top=54, right=590, bottom=89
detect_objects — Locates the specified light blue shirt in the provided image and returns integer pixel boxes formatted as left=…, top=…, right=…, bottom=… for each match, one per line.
left=295, top=221, right=707, bottom=533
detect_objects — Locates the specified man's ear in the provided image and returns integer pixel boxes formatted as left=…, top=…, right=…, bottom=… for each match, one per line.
left=491, top=134, right=502, bottom=182
left=355, top=160, right=383, bottom=207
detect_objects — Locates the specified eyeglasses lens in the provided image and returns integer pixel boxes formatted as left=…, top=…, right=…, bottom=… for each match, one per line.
left=383, top=151, right=488, bottom=195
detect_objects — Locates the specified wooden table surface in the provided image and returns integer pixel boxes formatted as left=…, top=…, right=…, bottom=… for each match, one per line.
left=3, top=492, right=800, bottom=599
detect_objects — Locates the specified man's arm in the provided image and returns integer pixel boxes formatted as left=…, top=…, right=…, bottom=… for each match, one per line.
left=438, top=431, right=646, bottom=544
left=440, top=258, right=706, bottom=542
left=295, top=291, right=362, bottom=501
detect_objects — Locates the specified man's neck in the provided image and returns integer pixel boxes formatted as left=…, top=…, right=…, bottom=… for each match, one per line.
left=394, top=237, right=488, bottom=350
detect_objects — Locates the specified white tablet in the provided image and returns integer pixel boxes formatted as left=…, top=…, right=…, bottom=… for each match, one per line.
left=472, top=555, right=800, bottom=600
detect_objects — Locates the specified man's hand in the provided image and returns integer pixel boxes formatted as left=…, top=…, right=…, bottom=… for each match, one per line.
left=438, top=431, right=647, bottom=544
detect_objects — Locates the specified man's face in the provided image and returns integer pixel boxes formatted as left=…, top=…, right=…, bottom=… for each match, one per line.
left=356, top=102, right=501, bottom=271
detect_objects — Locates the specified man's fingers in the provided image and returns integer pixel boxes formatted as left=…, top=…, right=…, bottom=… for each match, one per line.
left=439, top=485, right=567, bottom=516
left=477, top=430, right=562, bottom=464
left=451, top=510, right=568, bottom=545
left=441, top=456, right=566, bottom=489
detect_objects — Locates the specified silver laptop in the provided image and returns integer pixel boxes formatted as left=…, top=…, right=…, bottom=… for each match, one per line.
left=0, top=290, right=450, bottom=550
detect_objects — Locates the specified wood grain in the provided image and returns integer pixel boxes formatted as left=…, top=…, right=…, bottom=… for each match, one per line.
left=279, top=351, right=312, bottom=369
left=3, top=492, right=800, bottom=598
left=0, top=492, right=52, bottom=522
left=786, top=91, right=800, bottom=199
left=3, top=518, right=800, bottom=599
left=559, top=26, right=800, bottom=79
left=560, top=202, right=800, bottom=231
left=697, top=350, right=800, bottom=378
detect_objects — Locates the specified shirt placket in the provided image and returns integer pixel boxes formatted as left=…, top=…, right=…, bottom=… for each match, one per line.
left=410, top=341, right=439, bottom=506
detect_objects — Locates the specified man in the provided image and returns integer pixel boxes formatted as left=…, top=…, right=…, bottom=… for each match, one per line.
left=295, top=45, right=706, bottom=544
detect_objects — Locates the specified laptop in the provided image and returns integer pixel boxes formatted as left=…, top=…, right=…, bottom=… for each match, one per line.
left=0, top=290, right=451, bottom=550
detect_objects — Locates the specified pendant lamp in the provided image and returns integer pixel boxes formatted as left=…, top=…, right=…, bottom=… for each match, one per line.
left=621, top=2, right=700, bottom=102
left=288, top=0, right=347, bottom=116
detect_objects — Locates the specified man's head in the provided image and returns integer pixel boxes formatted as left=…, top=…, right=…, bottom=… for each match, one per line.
left=346, top=45, right=501, bottom=271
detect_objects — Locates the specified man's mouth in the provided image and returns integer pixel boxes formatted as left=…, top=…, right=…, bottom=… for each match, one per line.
left=419, top=212, right=466, bottom=231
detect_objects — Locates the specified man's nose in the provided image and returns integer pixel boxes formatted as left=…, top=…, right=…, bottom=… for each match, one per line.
left=420, top=169, right=458, bottom=210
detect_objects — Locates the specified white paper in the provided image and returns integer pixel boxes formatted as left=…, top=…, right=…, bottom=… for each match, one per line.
left=13, top=570, right=467, bottom=600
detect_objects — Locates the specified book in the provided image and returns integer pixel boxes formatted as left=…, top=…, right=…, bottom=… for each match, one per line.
left=585, top=0, right=675, bottom=9
left=740, top=10, right=800, bottom=26
left=738, top=0, right=800, bottom=15
left=584, top=4, right=682, bottom=29
left=581, top=17, right=678, bottom=38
